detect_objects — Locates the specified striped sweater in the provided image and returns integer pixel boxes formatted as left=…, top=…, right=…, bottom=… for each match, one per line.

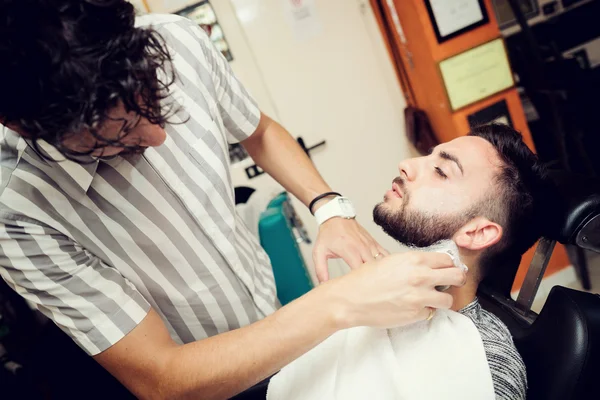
left=460, top=299, right=527, bottom=399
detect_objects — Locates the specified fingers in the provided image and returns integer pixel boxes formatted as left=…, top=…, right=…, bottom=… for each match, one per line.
left=343, top=248, right=364, bottom=270
left=377, top=245, right=390, bottom=257
left=366, top=245, right=388, bottom=260
left=356, top=235, right=379, bottom=264
left=356, top=229, right=389, bottom=260
left=313, top=247, right=330, bottom=283
left=423, top=291, right=454, bottom=310
left=412, top=252, right=454, bottom=269
left=359, top=246, right=375, bottom=264
left=416, top=307, right=436, bottom=322
left=428, top=267, right=467, bottom=288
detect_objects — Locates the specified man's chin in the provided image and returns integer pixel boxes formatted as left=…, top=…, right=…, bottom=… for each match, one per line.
left=372, top=203, right=396, bottom=232
left=375, top=201, right=400, bottom=217
left=373, top=202, right=388, bottom=217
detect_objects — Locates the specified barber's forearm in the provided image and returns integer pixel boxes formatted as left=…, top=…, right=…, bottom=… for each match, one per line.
left=242, top=113, right=332, bottom=208
left=158, top=285, right=340, bottom=400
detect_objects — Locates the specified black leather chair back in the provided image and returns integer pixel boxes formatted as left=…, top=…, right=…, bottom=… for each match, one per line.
left=480, top=169, right=600, bottom=400
left=517, top=287, right=600, bottom=400
left=542, top=170, right=600, bottom=249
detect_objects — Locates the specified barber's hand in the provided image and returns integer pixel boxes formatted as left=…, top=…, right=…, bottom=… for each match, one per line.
left=313, top=218, right=389, bottom=282
left=321, top=252, right=466, bottom=329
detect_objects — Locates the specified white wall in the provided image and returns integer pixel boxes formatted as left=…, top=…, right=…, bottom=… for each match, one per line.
left=226, top=0, right=414, bottom=274
left=144, top=0, right=414, bottom=278
left=128, top=0, right=148, bottom=13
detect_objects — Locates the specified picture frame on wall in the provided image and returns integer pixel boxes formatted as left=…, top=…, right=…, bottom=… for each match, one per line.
left=438, top=38, right=514, bottom=111
left=491, top=0, right=539, bottom=30
left=424, top=0, right=490, bottom=43
left=467, top=99, right=514, bottom=129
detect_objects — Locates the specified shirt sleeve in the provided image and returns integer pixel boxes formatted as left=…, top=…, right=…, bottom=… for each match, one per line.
left=184, top=19, right=262, bottom=144
left=483, top=336, right=528, bottom=400
left=0, top=217, right=150, bottom=356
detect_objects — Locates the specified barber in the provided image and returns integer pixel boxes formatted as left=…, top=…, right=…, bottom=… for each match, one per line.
left=0, top=1, right=465, bottom=399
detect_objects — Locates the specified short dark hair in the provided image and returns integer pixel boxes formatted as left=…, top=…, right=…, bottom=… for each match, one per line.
left=469, top=124, right=548, bottom=278
left=0, top=0, right=175, bottom=159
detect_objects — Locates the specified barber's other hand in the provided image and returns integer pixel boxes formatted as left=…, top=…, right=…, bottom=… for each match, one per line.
left=321, top=252, right=466, bottom=330
left=313, top=218, right=389, bottom=282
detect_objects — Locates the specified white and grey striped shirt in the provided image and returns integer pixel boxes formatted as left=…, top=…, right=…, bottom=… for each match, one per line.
left=0, top=14, right=277, bottom=356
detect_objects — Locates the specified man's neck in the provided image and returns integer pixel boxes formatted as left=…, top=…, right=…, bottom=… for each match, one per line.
left=446, top=279, right=478, bottom=312
left=447, top=248, right=480, bottom=311
left=401, top=240, right=479, bottom=311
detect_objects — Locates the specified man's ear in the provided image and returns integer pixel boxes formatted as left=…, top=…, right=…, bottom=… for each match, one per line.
left=454, top=217, right=502, bottom=251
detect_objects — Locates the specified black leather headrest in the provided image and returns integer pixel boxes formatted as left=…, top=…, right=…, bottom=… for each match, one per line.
left=541, top=170, right=600, bottom=246
left=514, top=287, right=600, bottom=400
left=481, top=170, right=600, bottom=296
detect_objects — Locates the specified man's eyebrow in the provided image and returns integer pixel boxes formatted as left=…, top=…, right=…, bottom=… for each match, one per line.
left=439, top=151, right=464, bottom=175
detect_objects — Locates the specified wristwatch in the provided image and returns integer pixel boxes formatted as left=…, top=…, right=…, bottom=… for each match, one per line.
left=314, top=196, right=357, bottom=226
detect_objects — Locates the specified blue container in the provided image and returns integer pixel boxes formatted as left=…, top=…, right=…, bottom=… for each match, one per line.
left=259, top=193, right=314, bottom=305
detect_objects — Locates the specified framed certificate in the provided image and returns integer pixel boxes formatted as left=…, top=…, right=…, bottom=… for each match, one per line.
left=491, top=0, right=539, bottom=29
left=438, top=38, right=514, bottom=111
left=425, top=0, right=489, bottom=43
left=467, top=100, right=513, bottom=128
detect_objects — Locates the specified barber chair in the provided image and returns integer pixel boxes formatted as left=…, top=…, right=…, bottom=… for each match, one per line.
left=479, top=169, right=600, bottom=400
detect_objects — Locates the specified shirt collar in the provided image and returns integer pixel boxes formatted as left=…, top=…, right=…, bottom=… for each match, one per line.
left=23, top=137, right=99, bottom=198
left=459, top=298, right=481, bottom=317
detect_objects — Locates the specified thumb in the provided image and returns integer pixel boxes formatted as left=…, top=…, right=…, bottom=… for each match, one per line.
left=313, top=246, right=330, bottom=283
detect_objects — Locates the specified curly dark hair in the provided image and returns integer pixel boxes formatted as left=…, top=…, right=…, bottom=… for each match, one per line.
left=0, top=0, right=176, bottom=159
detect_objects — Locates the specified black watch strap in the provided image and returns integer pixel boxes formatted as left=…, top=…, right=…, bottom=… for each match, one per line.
left=309, top=192, right=342, bottom=215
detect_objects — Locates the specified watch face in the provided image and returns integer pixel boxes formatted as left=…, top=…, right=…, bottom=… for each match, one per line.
left=339, top=198, right=355, bottom=216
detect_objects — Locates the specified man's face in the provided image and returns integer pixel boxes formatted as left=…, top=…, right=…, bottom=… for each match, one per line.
left=373, top=136, right=501, bottom=247
left=5, top=102, right=168, bottom=158
left=60, top=102, right=167, bottom=157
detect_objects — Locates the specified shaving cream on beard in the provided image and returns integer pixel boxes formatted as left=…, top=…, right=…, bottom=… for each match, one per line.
left=408, top=239, right=468, bottom=291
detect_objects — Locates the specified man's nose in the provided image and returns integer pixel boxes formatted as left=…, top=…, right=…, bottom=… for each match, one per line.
left=141, top=125, right=167, bottom=147
left=398, top=159, right=416, bottom=181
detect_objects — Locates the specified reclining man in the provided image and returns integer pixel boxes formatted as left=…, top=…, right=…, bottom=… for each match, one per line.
left=270, top=124, right=545, bottom=400
left=372, top=123, right=545, bottom=399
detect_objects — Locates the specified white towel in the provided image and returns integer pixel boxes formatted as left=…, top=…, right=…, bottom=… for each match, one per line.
left=267, top=241, right=495, bottom=400
left=267, top=310, right=495, bottom=400
left=235, top=188, right=281, bottom=238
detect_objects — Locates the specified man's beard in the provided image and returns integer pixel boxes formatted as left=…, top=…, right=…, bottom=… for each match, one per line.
left=373, top=182, right=474, bottom=248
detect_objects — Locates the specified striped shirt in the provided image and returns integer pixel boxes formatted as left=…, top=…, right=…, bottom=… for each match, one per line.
left=461, top=299, right=527, bottom=400
left=0, top=14, right=278, bottom=356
